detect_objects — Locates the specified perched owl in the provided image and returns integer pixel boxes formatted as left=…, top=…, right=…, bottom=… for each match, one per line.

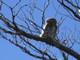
left=40, top=18, right=57, bottom=40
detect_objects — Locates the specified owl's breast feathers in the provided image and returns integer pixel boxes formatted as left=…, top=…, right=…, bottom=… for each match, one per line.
left=46, top=23, right=57, bottom=32
left=47, top=25, right=57, bottom=39
left=40, top=23, right=57, bottom=39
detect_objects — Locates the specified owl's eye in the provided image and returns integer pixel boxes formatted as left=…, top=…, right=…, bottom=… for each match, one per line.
left=50, top=19, right=54, bottom=22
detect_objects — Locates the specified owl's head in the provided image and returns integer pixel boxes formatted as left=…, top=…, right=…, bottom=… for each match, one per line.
left=46, top=18, right=57, bottom=25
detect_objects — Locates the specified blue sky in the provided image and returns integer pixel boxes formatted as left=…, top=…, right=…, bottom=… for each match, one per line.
left=0, top=0, right=80, bottom=60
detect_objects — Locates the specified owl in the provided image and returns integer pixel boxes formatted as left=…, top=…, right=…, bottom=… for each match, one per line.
left=40, top=18, right=57, bottom=40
